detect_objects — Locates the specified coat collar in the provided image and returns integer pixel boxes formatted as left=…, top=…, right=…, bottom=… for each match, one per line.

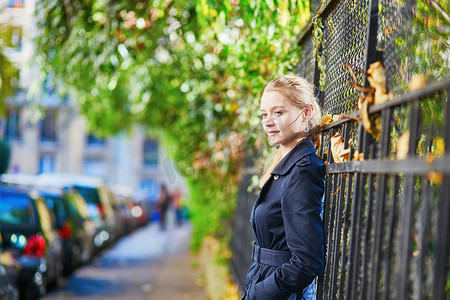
left=271, top=136, right=317, bottom=176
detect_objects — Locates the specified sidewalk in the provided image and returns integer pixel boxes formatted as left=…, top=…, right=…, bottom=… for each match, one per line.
left=148, top=249, right=206, bottom=300
left=146, top=220, right=207, bottom=300
left=41, top=221, right=207, bottom=300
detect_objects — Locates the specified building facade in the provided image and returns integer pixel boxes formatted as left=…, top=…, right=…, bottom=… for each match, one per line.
left=0, top=0, right=186, bottom=200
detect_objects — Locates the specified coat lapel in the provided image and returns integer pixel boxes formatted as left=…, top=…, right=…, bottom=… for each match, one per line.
left=251, top=176, right=273, bottom=236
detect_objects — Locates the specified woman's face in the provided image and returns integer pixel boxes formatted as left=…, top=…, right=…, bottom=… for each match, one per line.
left=260, top=91, right=305, bottom=149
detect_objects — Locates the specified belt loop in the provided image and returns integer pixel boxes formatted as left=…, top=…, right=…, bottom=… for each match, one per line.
left=252, top=243, right=261, bottom=263
left=255, top=244, right=261, bottom=262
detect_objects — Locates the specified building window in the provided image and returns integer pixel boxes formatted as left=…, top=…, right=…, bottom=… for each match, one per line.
left=39, top=154, right=55, bottom=173
left=143, top=138, right=158, bottom=167
left=4, top=108, right=20, bottom=140
left=40, top=110, right=57, bottom=142
left=8, top=0, right=24, bottom=8
left=86, top=133, right=106, bottom=146
left=82, top=158, right=106, bottom=178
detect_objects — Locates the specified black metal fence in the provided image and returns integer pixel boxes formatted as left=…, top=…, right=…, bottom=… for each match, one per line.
left=230, top=0, right=449, bottom=298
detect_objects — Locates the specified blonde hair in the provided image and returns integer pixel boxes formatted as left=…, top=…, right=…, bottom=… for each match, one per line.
left=259, top=75, right=322, bottom=188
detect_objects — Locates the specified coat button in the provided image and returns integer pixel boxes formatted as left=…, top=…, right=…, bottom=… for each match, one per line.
left=274, top=175, right=279, bottom=180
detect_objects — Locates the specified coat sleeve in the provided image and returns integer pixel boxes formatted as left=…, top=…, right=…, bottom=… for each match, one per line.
left=250, top=156, right=325, bottom=300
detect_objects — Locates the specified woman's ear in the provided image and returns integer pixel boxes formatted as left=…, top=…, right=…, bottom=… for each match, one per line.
left=303, top=104, right=314, bottom=120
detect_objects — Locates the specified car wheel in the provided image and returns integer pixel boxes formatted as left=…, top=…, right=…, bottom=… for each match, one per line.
left=73, top=243, right=82, bottom=269
left=23, top=274, right=46, bottom=300
left=54, top=260, right=64, bottom=287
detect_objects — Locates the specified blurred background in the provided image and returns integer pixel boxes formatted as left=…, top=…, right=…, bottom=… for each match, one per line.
left=0, top=0, right=314, bottom=299
left=0, top=0, right=448, bottom=299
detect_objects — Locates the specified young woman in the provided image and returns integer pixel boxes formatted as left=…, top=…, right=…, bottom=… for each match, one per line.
left=242, top=75, right=325, bottom=300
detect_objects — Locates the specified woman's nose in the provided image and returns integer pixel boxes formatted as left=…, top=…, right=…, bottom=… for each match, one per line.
left=262, top=116, right=275, bottom=127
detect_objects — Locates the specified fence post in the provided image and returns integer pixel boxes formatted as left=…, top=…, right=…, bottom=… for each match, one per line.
left=364, top=0, right=383, bottom=88
left=432, top=87, right=450, bottom=300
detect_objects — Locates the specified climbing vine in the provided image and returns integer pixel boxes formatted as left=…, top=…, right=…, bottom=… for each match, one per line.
left=33, top=0, right=312, bottom=249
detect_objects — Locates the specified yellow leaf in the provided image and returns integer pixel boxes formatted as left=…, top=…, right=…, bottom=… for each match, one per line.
left=424, top=152, right=435, bottom=165
left=321, top=114, right=332, bottom=124
left=360, top=94, right=373, bottom=134
left=331, top=186, right=341, bottom=196
left=409, top=74, right=428, bottom=92
left=357, top=97, right=364, bottom=110
left=330, top=133, right=351, bottom=163
left=396, top=130, right=410, bottom=160
left=373, top=114, right=382, bottom=141
left=433, top=137, right=445, bottom=156
left=353, top=150, right=364, bottom=161
left=195, top=278, right=206, bottom=287
left=427, top=171, right=443, bottom=184
left=367, top=61, right=392, bottom=105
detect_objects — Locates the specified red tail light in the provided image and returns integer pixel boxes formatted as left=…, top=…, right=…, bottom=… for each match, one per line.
left=58, top=223, right=72, bottom=239
left=97, top=203, right=105, bottom=218
left=23, top=235, right=46, bottom=258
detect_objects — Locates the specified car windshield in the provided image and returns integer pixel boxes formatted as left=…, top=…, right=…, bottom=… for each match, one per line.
left=0, top=193, right=35, bottom=226
left=74, top=186, right=101, bottom=204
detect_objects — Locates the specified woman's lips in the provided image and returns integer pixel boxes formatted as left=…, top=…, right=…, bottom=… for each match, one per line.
left=267, top=130, right=279, bottom=137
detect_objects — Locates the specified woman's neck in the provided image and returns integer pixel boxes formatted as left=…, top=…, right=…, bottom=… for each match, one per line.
left=280, top=137, right=306, bottom=158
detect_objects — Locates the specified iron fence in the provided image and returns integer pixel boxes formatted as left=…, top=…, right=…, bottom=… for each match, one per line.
left=230, top=0, right=449, bottom=298
left=319, top=79, right=449, bottom=300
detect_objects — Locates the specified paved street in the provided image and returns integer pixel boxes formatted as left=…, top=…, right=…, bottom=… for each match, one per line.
left=42, top=221, right=206, bottom=300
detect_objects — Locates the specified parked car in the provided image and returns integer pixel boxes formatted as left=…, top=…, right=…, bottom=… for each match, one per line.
left=0, top=228, right=20, bottom=300
left=37, top=174, right=117, bottom=250
left=71, top=177, right=122, bottom=248
left=40, top=187, right=97, bottom=274
left=110, top=185, right=138, bottom=234
left=0, top=185, right=63, bottom=299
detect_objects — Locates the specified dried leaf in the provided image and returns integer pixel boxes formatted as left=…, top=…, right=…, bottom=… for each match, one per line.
left=425, top=153, right=435, bottom=165
left=433, top=137, right=445, bottom=156
left=427, top=171, right=443, bottom=184
left=331, top=186, right=341, bottom=196
left=373, top=114, right=382, bottom=141
left=353, top=150, right=364, bottom=161
left=352, top=61, right=391, bottom=141
left=367, top=61, right=393, bottom=105
left=409, top=74, right=428, bottom=92
left=360, top=94, right=373, bottom=134
left=195, top=278, right=206, bottom=287
left=396, top=130, right=410, bottom=160
left=322, top=114, right=333, bottom=124
left=330, top=133, right=351, bottom=163
left=357, top=97, right=364, bottom=110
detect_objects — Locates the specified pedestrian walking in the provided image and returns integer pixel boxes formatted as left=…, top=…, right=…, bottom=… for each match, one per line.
left=242, top=75, right=325, bottom=300
left=171, top=188, right=184, bottom=226
left=157, top=184, right=172, bottom=230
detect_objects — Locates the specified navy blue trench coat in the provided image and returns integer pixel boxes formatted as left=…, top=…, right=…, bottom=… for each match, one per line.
left=243, top=137, right=325, bottom=300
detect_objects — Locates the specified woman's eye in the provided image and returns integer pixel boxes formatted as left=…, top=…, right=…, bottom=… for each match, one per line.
left=260, top=113, right=267, bottom=119
left=275, top=111, right=282, bottom=115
